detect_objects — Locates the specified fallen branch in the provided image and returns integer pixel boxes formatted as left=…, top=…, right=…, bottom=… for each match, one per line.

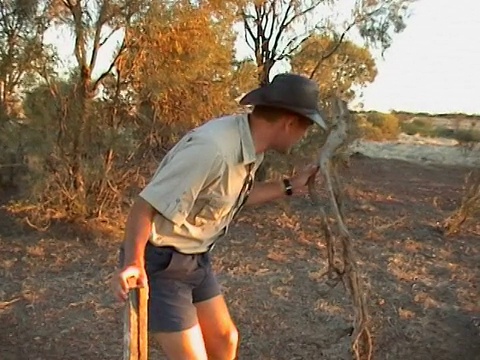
left=373, top=216, right=407, bottom=233
left=0, top=297, right=21, bottom=310
left=308, top=97, right=372, bottom=360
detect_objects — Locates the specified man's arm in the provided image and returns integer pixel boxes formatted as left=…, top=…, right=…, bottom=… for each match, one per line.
left=112, top=197, right=155, bottom=301
left=122, top=196, right=156, bottom=268
left=244, top=180, right=287, bottom=206
left=245, top=164, right=320, bottom=206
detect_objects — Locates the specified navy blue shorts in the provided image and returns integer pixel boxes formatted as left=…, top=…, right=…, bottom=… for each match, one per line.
left=119, top=242, right=221, bottom=332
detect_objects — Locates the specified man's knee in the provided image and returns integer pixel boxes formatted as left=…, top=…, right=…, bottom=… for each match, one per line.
left=207, top=325, right=239, bottom=359
left=224, top=325, right=239, bottom=350
left=153, top=325, right=208, bottom=360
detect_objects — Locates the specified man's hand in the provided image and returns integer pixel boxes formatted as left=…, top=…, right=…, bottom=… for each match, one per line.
left=291, top=164, right=320, bottom=190
left=112, top=264, right=148, bottom=302
left=112, top=197, right=154, bottom=302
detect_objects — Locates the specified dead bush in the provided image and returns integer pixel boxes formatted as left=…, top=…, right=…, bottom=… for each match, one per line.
left=443, top=170, right=480, bottom=235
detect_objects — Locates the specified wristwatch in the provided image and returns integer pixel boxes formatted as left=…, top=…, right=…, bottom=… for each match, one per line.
left=283, top=178, right=293, bottom=196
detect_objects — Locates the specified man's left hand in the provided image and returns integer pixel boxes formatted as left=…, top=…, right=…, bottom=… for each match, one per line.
left=290, top=164, right=320, bottom=191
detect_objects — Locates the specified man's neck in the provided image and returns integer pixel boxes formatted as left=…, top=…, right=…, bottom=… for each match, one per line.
left=248, top=113, right=273, bottom=154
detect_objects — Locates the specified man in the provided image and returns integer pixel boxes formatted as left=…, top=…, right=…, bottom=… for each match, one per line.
left=112, top=73, right=327, bottom=359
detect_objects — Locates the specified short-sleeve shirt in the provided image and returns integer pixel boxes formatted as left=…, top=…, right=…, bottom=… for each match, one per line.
left=139, top=113, right=264, bottom=254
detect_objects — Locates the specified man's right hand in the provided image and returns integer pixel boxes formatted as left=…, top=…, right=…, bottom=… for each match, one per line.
left=112, top=264, right=148, bottom=302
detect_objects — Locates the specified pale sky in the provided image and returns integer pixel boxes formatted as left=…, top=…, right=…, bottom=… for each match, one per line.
left=356, top=0, right=480, bottom=114
left=45, top=0, right=480, bottom=115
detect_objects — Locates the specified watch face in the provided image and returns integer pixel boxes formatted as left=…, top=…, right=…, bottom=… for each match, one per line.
left=283, top=179, right=293, bottom=195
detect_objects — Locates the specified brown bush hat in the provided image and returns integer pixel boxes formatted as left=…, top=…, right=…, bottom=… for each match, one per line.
left=239, top=73, right=327, bottom=130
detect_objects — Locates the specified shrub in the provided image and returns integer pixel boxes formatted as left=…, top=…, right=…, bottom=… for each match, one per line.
left=433, top=127, right=455, bottom=138
left=454, top=129, right=480, bottom=143
left=400, top=118, right=435, bottom=136
left=359, top=112, right=400, bottom=141
left=4, top=82, right=154, bottom=225
left=401, top=120, right=480, bottom=143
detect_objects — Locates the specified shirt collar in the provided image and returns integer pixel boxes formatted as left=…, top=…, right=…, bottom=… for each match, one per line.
left=238, top=113, right=257, bottom=165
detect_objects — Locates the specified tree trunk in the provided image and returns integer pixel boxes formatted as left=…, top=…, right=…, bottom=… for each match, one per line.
left=257, top=59, right=274, bottom=87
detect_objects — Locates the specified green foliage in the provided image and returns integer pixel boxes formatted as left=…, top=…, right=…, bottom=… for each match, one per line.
left=19, top=80, right=148, bottom=220
left=358, top=112, right=401, bottom=141
left=291, top=35, right=377, bottom=102
left=240, top=0, right=413, bottom=86
left=400, top=120, right=480, bottom=142
left=357, top=0, right=412, bottom=53
left=0, top=0, right=53, bottom=116
left=119, top=0, right=244, bottom=143
left=5, top=0, right=254, bottom=223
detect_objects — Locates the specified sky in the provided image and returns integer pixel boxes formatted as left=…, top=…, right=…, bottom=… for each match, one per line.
left=233, top=0, right=480, bottom=115
left=44, top=0, right=480, bottom=115
left=357, top=0, right=480, bottom=115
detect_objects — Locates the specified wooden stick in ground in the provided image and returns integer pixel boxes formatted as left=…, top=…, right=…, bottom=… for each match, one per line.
left=123, top=277, right=149, bottom=360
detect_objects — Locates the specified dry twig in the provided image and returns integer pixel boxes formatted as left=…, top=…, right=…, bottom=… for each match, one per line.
left=0, top=297, right=21, bottom=310
left=308, top=97, right=373, bottom=360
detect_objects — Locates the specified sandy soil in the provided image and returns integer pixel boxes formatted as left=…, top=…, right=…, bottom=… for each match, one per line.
left=0, top=155, right=479, bottom=360
left=350, top=134, right=480, bottom=168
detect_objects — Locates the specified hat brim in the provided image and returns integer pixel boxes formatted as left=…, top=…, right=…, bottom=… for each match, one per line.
left=239, top=88, right=328, bottom=130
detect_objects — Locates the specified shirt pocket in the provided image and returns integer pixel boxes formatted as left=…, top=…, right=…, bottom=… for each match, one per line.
left=188, top=194, right=235, bottom=227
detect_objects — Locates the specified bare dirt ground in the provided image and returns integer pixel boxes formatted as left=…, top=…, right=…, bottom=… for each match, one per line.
left=0, top=156, right=479, bottom=360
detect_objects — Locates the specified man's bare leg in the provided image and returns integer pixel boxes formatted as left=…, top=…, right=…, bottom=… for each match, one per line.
left=152, top=324, right=208, bottom=360
left=195, top=295, right=239, bottom=360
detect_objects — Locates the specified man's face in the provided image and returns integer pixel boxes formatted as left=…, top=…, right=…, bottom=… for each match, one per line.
left=272, top=115, right=312, bottom=153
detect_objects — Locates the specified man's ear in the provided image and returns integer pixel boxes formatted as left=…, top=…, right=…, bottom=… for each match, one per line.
left=284, top=115, right=298, bottom=131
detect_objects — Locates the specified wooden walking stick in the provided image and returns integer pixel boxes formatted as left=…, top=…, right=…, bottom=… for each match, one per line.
left=123, top=277, right=148, bottom=360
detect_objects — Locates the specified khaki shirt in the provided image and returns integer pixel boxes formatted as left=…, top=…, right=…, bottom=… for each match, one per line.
left=139, top=114, right=264, bottom=254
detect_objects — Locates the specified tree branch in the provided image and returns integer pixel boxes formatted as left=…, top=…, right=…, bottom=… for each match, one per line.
left=255, top=4, right=266, bottom=61
left=266, top=0, right=277, bottom=40
left=270, top=0, right=323, bottom=61
left=283, top=0, right=323, bottom=31
left=308, top=97, right=373, bottom=360
left=309, top=21, right=355, bottom=79
left=99, top=26, right=118, bottom=47
left=258, top=3, right=272, bottom=64
left=68, top=0, right=87, bottom=71
left=92, top=38, right=126, bottom=91
left=270, top=2, right=293, bottom=58
left=275, top=31, right=310, bottom=61
left=308, top=3, right=386, bottom=79
left=89, top=1, right=108, bottom=71
left=242, top=11, right=257, bottom=52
